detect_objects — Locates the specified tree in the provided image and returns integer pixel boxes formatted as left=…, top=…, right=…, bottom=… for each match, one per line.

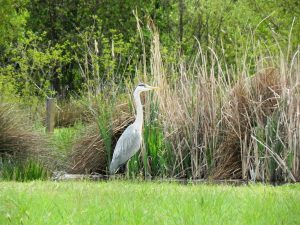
left=0, top=0, right=28, bottom=48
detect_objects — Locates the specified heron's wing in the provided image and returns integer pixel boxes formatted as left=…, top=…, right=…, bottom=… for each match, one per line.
left=110, top=125, right=141, bottom=173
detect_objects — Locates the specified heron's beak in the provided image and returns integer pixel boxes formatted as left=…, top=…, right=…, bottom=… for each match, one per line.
left=148, top=86, right=159, bottom=90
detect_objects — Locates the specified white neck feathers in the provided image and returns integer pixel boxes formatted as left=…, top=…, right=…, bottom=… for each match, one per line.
left=133, top=89, right=143, bottom=131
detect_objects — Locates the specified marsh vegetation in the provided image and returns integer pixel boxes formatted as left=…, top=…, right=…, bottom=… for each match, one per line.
left=0, top=1, right=300, bottom=183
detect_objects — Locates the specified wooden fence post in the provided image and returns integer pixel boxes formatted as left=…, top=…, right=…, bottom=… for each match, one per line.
left=46, top=97, right=56, bottom=133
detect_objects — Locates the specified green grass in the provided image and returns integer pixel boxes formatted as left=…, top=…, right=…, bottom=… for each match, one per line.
left=0, top=160, right=49, bottom=182
left=0, top=181, right=299, bottom=225
left=51, top=122, right=84, bottom=153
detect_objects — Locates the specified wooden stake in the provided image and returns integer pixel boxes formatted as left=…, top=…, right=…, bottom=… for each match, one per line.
left=46, top=97, right=56, bottom=133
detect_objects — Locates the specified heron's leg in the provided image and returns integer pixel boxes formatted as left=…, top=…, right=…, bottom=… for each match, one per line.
left=118, top=163, right=126, bottom=175
left=125, top=161, right=129, bottom=178
left=141, top=141, right=150, bottom=178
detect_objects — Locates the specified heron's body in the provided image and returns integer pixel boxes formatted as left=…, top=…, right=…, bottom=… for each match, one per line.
left=109, top=124, right=142, bottom=173
left=109, top=83, right=158, bottom=174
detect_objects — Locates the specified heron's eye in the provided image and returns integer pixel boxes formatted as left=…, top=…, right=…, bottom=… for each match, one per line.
left=138, top=83, right=145, bottom=87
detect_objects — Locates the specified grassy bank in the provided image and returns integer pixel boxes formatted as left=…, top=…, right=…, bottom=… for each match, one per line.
left=0, top=181, right=299, bottom=225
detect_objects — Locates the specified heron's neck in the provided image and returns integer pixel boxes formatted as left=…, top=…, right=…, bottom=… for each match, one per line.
left=133, top=90, right=143, bottom=131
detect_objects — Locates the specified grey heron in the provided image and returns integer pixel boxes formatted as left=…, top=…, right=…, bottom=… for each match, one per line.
left=109, top=83, right=158, bottom=174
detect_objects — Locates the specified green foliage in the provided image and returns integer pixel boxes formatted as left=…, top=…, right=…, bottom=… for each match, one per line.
left=144, top=97, right=173, bottom=177
left=0, top=70, right=17, bottom=101
left=73, top=21, right=138, bottom=93
left=1, top=31, right=70, bottom=104
left=143, top=123, right=171, bottom=177
left=52, top=122, right=84, bottom=153
left=0, top=159, right=49, bottom=181
left=127, top=154, right=142, bottom=178
left=94, top=94, right=116, bottom=170
left=254, top=112, right=287, bottom=182
left=0, top=0, right=28, bottom=47
left=1, top=0, right=300, bottom=99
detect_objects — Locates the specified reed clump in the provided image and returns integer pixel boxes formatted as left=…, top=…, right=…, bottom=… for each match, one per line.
left=213, top=68, right=282, bottom=179
left=150, top=29, right=299, bottom=182
left=0, top=104, right=59, bottom=180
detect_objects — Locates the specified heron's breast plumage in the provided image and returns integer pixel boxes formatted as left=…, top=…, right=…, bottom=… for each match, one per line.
left=109, top=124, right=142, bottom=173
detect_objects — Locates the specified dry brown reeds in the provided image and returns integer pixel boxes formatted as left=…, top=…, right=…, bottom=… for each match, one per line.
left=66, top=123, right=105, bottom=173
left=55, top=100, right=93, bottom=127
left=213, top=68, right=282, bottom=179
left=0, top=104, right=59, bottom=170
left=150, top=29, right=300, bottom=182
left=152, top=32, right=222, bottom=178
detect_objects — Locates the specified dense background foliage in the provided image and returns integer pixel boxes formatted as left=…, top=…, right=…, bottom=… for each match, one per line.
left=1, top=0, right=299, bottom=99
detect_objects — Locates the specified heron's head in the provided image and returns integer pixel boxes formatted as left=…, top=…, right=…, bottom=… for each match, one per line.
left=135, top=83, right=159, bottom=92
